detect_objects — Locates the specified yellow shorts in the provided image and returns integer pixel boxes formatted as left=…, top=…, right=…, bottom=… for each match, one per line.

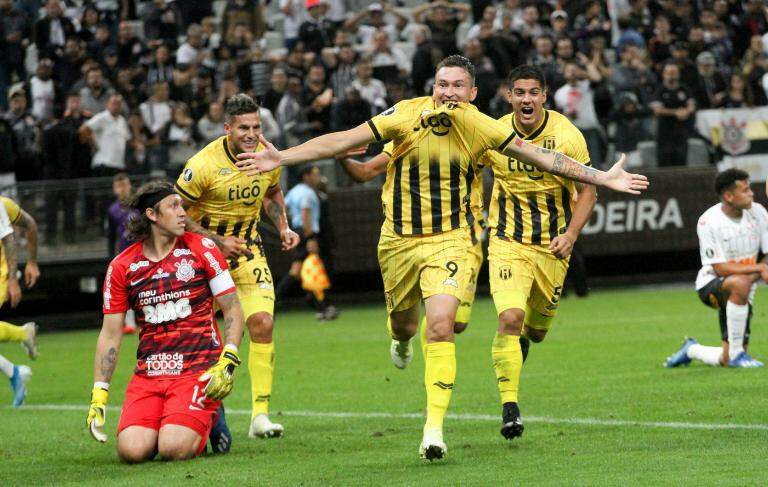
left=488, top=236, right=569, bottom=331
left=455, top=240, right=483, bottom=324
left=0, top=255, right=7, bottom=309
left=229, top=252, right=275, bottom=318
left=378, top=227, right=472, bottom=313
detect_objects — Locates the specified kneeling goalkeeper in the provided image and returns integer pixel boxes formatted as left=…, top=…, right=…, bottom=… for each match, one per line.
left=86, top=181, right=245, bottom=462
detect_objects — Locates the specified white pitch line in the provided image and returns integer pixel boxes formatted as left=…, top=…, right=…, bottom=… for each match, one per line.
left=9, top=404, right=768, bottom=432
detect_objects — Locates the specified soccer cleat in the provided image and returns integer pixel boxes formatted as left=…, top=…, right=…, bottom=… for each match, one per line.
left=209, top=405, right=232, bottom=453
left=9, top=365, right=31, bottom=407
left=322, top=305, right=340, bottom=321
left=248, top=414, right=284, bottom=438
left=419, top=428, right=447, bottom=461
left=390, top=339, right=413, bottom=369
left=664, top=337, right=698, bottom=368
left=21, top=322, right=38, bottom=360
left=520, top=336, right=530, bottom=363
left=500, top=402, right=524, bottom=440
left=728, top=352, right=764, bottom=368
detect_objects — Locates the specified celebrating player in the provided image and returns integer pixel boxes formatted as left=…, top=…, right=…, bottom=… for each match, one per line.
left=480, top=65, right=598, bottom=439
left=665, top=169, right=765, bottom=369
left=175, top=94, right=300, bottom=439
left=235, top=55, right=648, bottom=460
left=86, top=182, right=245, bottom=462
left=0, top=197, right=40, bottom=407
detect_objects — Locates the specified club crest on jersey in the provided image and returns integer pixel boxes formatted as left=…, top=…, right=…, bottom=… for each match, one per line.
left=183, top=169, right=193, bottom=182
left=175, top=259, right=195, bottom=282
left=202, top=238, right=216, bottom=249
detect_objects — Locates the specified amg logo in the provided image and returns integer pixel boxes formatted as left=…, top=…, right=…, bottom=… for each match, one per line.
left=582, top=198, right=683, bottom=235
left=142, top=298, right=192, bottom=324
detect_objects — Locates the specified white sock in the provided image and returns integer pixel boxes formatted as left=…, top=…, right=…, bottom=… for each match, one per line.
left=687, top=344, right=723, bottom=366
left=125, top=309, right=136, bottom=329
left=726, top=301, right=749, bottom=360
left=0, top=354, right=15, bottom=377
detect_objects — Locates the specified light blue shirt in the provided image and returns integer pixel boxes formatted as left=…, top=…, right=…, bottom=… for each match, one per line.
left=285, top=183, right=320, bottom=234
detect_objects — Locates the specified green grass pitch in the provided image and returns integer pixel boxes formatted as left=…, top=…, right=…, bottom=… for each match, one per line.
left=1, top=287, right=767, bottom=486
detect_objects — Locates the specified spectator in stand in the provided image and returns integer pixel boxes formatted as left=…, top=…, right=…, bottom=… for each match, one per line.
left=238, top=44, right=272, bottom=100
left=164, top=102, right=197, bottom=176
left=351, top=58, right=387, bottom=111
left=77, top=6, right=100, bottom=44
left=554, top=60, right=606, bottom=168
left=367, top=31, right=410, bottom=83
left=146, top=44, right=175, bottom=89
left=170, top=64, right=194, bottom=107
left=102, top=47, right=121, bottom=85
left=280, top=0, right=307, bottom=50
left=330, top=86, right=372, bottom=132
left=529, top=34, right=556, bottom=68
left=648, top=14, right=676, bottom=66
left=34, top=0, right=76, bottom=60
left=139, top=82, right=172, bottom=138
left=742, top=35, right=768, bottom=106
left=462, top=39, right=498, bottom=114
left=608, top=42, right=657, bottom=106
left=344, top=2, right=408, bottom=48
left=260, top=105, right=282, bottom=143
left=177, top=24, right=206, bottom=67
left=709, top=21, right=733, bottom=66
left=79, top=66, right=114, bottom=117
left=412, top=0, right=470, bottom=57
left=692, top=51, right=727, bottom=109
left=57, top=38, right=86, bottom=91
left=609, top=91, right=652, bottom=168
left=4, top=85, right=39, bottom=184
left=299, top=0, right=337, bottom=55
left=669, top=40, right=699, bottom=88
left=722, top=73, right=754, bottom=108
left=304, top=65, right=333, bottom=137
left=262, top=67, right=287, bottom=113
left=0, top=0, right=29, bottom=110
left=572, top=1, right=611, bottom=52
left=410, top=25, right=441, bottom=96
left=125, top=110, right=157, bottom=174
left=201, top=17, right=222, bottom=50
left=328, top=43, right=358, bottom=96
left=734, top=0, right=768, bottom=59
left=687, top=26, right=708, bottom=62
left=466, top=5, right=497, bottom=44
left=196, top=100, right=226, bottom=145
left=142, top=0, right=182, bottom=50
left=650, top=63, right=696, bottom=167
left=115, top=68, right=142, bottom=112
left=87, top=23, right=112, bottom=60
left=80, top=94, right=130, bottom=177
left=276, top=74, right=312, bottom=154
left=26, top=58, right=59, bottom=124
left=517, top=4, right=548, bottom=49
left=116, top=21, right=145, bottom=69
left=222, top=0, right=266, bottom=43
left=226, top=23, right=254, bottom=62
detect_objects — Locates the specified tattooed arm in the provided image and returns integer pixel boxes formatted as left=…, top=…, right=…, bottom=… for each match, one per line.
left=14, top=208, right=40, bottom=288
left=215, top=291, right=245, bottom=348
left=93, top=313, right=125, bottom=384
left=264, top=185, right=301, bottom=251
left=2, top=231, right=21, bottom=307
left=501, top=138, right=649, bottom=194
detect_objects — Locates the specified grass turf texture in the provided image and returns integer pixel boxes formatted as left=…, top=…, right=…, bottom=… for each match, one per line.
left=1, top=287, right=767, bottom=485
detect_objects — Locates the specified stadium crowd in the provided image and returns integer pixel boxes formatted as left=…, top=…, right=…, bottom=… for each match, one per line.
left=1, top=0, right=768, bottom=183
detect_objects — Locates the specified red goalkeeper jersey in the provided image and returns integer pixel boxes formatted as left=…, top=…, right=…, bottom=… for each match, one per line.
left=103, top=232, right=236, bottom=378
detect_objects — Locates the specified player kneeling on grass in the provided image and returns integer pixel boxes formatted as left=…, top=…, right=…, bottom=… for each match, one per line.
left=86, top=182, right=245, bottom=462
left=666, top=169, right=765, bottom=369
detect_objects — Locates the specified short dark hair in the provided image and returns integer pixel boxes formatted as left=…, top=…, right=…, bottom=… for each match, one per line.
left=113, top=172, right=130, bottom=184
left=506, top=64, right=547, bottom=91
left=435, top=55, right=476, bottom=84
left=715, top=169, right=750, bottom=196
left=224, top=93, right=260, bottom=122
left=125, top=180, right=174, bottom=241
left=299, top=164, right=318, bottom=180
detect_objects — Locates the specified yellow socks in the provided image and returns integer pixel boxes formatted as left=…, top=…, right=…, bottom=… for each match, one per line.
left=491, top=333, right=522, bottom=404
left=0, top=322, right=26, bottom=342
left=423, top=341, right=456, bottom=432
left=248, top=341, right=275, bottom=418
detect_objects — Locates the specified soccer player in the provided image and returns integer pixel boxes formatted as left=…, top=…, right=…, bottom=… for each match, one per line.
left=175, top=94, right=300, bottom=439
left=665, top=169, right=766, bottom=369
left=0, top=196, right=41, bottom=407
left=479, top=65, right=598, bottom=440
left=86, top=182, right=245, bottom=462
left=236, top=55, right=647, bottom=459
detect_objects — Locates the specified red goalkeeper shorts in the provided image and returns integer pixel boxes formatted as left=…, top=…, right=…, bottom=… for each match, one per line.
left=117, top=373, right=220, bottom=454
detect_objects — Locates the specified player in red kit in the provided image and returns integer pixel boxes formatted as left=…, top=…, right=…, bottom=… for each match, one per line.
left=86, top=181, right=245, bottom=463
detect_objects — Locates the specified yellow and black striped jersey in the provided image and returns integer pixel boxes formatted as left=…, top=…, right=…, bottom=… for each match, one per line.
left=368, top=97, right=512, bottom=236
left=481, top=110, right=590, bottom=246
left=382, top=139, right=486, bottom=244
left=175, top=135, right=282, bottom=262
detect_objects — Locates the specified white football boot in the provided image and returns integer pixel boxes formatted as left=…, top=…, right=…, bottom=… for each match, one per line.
left=248, top=414, right=284, bottom=438
left=21, top=322, right=38, bottom=360
left=390, top=339, right=413, bottom=369
left=419, top=428, right=447, bottom=461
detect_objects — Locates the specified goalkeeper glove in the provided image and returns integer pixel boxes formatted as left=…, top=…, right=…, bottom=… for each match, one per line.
left=86, top=384, right=109, bottom=442
left=199, top=345, right=241, bottom=400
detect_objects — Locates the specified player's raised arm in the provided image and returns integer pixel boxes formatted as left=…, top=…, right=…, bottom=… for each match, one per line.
left=502, top=139, right=648, bottom=194
left=235, top=123, right=375, bottom=176
left=87, top=312, right=124, bottom=442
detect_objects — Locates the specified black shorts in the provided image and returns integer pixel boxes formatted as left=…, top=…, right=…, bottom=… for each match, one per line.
left=697, top=277, right=752, bottom=342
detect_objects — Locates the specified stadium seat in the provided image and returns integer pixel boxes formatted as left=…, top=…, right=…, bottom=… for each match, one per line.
left=686, top=138, right=711, bottom=166
left=637, top=141, right=658, bottom=168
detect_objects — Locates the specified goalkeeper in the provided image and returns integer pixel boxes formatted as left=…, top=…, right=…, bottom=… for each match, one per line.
left=86, top=181, right=245, bottom=462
